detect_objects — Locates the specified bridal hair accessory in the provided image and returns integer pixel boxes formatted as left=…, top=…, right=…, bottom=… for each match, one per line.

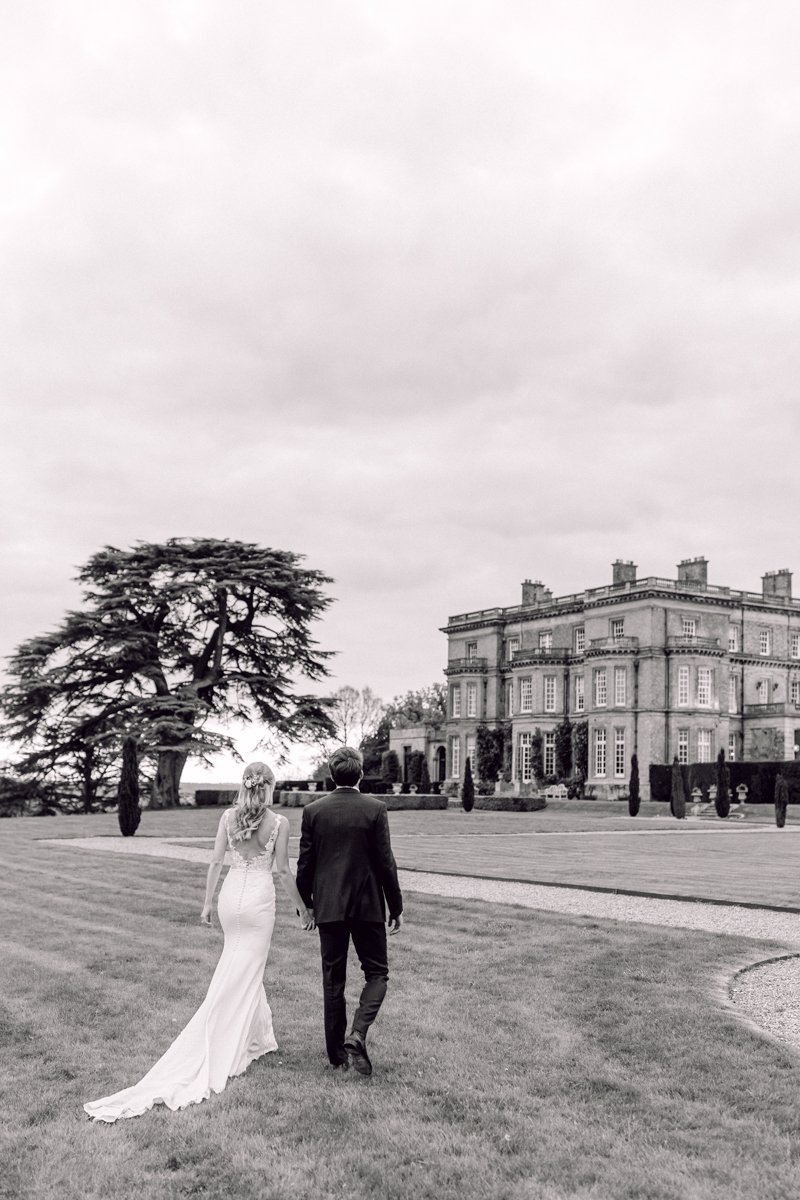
left=244, top=774, right=268, bottom=790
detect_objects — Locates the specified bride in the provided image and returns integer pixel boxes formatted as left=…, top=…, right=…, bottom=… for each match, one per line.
left=84, top=762, right=314, bottom=1123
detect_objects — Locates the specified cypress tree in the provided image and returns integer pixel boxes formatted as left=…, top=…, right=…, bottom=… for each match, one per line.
left=628, top=753, right=640, bottom=817
left=461, top=756, right=475, bottom=813
left=118, top=736, right=141, bottom=837
left=715, top=749, right=731, bottom=819
left=775, top=774, right=788, bottom=829
left=418, top=755, right=431, bottom=794
left=670, top=756, right=686, bottom=820
left=407, top=750, right=424, bottom=789
left=555, top=719, right=573, bottom=781
left=530, top=729, right=544, bottom=784
left=381, top=749, right=400, bottom=785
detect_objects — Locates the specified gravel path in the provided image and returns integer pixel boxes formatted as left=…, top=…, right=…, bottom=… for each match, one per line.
left=730, top=956, right=800, bottom=1052
left=43, top=834, right=800, bottom=1052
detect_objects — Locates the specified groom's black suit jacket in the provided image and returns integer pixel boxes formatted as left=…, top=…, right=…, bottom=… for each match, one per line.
left=295, top=787, right=403, bottom=924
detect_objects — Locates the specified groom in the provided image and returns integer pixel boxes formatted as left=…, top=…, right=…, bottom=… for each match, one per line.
left=295, top=745, right=403, bottom=1076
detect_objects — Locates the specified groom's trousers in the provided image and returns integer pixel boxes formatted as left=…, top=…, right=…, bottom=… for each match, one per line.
left=317, top=921, right=389, bottom=1065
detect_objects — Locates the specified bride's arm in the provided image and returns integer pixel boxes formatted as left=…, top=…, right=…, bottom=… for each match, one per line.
left=273, top=818, right=315, bottom=930
left=200, top=813, right=229, bottom=925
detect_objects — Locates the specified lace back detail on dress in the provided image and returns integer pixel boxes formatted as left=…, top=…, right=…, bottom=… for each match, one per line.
left=225, top=811, right=282, bottom=871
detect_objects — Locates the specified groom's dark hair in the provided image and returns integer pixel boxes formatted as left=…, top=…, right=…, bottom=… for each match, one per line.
left=329, top=746, right=363, bottom=787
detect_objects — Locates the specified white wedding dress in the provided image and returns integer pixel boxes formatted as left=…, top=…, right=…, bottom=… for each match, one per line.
left=84, top=811, right=285, bottom=1123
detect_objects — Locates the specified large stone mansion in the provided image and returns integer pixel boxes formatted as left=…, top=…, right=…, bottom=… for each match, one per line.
left=436, top=558, right=800, bottom=799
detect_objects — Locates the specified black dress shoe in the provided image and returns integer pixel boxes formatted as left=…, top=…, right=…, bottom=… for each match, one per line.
left=343, top=1031, right=372, bottom=1077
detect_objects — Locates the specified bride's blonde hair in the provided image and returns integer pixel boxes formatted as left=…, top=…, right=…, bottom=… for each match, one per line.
left=228, top=761, right=276, bottom=844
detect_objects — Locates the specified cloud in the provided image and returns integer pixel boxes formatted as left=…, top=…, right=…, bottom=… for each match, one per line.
left=2, top=0, right=800, bottom=713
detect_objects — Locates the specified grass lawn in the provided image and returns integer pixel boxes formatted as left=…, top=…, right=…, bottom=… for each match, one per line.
left=1, top=816, right=800, bottom=1199
left=21, top=803, right=800, bottom=909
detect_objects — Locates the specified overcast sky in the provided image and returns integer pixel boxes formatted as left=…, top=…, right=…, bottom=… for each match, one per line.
left=2, top=1, right=800, bottom=776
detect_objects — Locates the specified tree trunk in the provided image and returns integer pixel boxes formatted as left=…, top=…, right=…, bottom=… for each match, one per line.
left=151, top=750, right=187, bottom=808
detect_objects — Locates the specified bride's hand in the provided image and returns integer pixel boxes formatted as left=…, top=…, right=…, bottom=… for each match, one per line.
left=200, top=905, right=212, bottom=926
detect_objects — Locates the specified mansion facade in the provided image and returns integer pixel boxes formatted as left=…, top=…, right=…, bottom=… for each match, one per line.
left=442, top=558, right=800, bottom=799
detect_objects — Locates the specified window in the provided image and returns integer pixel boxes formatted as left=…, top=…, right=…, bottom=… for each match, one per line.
left=450, top=737, right=460, bottom=779
left=465, top=734, right=476, bottom=772
left=520, top=678, right=533, bottom=713
left=792, top=633, right=800, bottom=660
left=451, top=686, right=461, bottom=718
left=575, top=627, right=585, bottom=653
left=614, top=666, right=626, bottom=706
left=756, top=679, right=768, bottom=704
left=543, top=731, right=555, bottom=777
left=697, top=667, right=712, bottom=708
left=611, top=618, right=624, bottom=641
left=678, top=729, right=689, bottom=765
left=466, top=682, right=478, bottom=718
left=728, top=675, right=737, bottom=713
left=594, top=669, right=607, bottom=708
left=728, top=626, right=739, bottom=652
left=677, top=666, right=690, bottom=706
left=760, top=629, right=771, bottom=655
left=614, top=728, right=625, bottom=778
left=544, top=675, right=556, bottom=712
left=506, top=637, right=520, bottom=662
left=792, top=680, right=800, bottom=707
left=728, top=733, right=736, bottom=762
left=698, top=730, right=712, bottom=762
left=575, top=674, right=585, bottom=713
left=518, top=732, right=533, bottom=782
left=538, top=631, right=552, bottom=650
left=466, top=641, right=478, bottom=662
left=682, top=617, right=697, bottom=639
left=594, top=728, right=607, bottom=777
left=505, top=681, right=514, bottom=717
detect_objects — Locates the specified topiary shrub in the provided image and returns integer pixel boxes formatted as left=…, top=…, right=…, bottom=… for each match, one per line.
left=418, top=755, right=431, bottom=794
left=381, top=750, right=401, bottom=785
left=715, top=749, right=730, bottom=819
left=530, top=730, right=544, bottom=785
left=461, top=757, right=475, bottom=813
left=118, top=736, right=141, bottom=837
left=670, top=756, right=686, bottom=820
left=407, top=750, right=426, bottom=789
left=775, top=774, right=788, bottom=828
left=555, top=719, right=573, bottom=780
left=572, top=721, right=589, bottom=779
left=628, top=753, right=640, bottom=817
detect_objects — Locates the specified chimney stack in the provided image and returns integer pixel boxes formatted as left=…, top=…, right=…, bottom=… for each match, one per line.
left=677, top=557, right=708, bottom=589
left=762, top=569, right=792, bottom=600
left=612, top=560, right=637, bottom=586
left=521, top=579, right=552, bottom=606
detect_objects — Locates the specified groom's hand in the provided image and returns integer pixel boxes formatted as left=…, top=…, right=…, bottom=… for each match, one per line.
left=388, top=915, right=403, bottom=935
left=301, top=908, right=316, bottom=931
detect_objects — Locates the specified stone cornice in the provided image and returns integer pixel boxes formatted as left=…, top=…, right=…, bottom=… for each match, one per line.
left=444, top=581, right=800, bottom=633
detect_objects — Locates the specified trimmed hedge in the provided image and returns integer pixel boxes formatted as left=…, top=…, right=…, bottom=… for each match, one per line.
left=276, top=776, right=392, bottom=797
left=472, top=795, right=547, bottom=812
left=195, top=789, right=238, bottom=807
left=649, top=760, right=800, bottom=805
left=279, top=790, right=447, bottom=810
